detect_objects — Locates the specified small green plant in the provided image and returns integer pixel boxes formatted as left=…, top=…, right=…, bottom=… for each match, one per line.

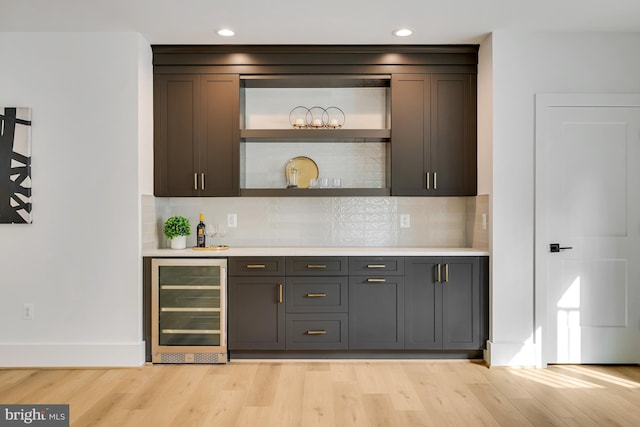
left=163, top=216, right=191, bottom=239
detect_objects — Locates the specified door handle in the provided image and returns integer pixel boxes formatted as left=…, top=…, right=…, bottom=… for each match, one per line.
left=550, top=243, right=573, bottom=253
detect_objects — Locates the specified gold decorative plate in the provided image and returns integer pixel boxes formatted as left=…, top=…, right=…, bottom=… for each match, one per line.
left=284, top=156, right=319, bottom=189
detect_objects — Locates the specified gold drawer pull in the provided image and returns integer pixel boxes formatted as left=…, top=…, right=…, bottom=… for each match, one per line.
left=306, top=264, right=327, bottom=269
left=278, top=284, right=283, bottom=304
left=246, top=264, right=266, bottom=269
left=306, top=293, right=327, bottom=298
left=367, top=264, right=386, bottom=269
left=367, top=278, right=386, bottom=283
left=306, top=330, right=327, bottom=335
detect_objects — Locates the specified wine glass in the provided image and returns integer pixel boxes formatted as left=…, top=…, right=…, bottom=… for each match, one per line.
left=216, top=224, right=227, bottom=247
left=206, top=223, right=217, bottom=247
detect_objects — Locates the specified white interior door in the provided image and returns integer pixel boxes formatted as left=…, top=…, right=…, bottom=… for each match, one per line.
left=536, top=94, right=640, bottom=365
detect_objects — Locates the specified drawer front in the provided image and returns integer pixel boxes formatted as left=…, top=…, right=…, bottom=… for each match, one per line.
left=286, top=277, right=348, bottom=313
left=286, top=257, right=348, bottom=276
left=349, top=257, right=404, bottom=275
left=285, top=314, right=348, bottom=350
left=229, top=257, right=285, bottom=276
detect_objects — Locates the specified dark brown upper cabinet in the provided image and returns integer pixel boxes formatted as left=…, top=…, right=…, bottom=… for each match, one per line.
left=391, top=73, right=477, bottom=196
left=152, top=45, right=477, bottom=198
left=154, top=73, right=239, bottom=197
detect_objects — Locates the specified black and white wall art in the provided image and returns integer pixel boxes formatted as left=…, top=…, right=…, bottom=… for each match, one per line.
left=0, top=107, right=32, bottom=224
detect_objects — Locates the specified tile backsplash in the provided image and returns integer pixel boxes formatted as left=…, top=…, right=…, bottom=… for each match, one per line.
left=142, top=194, right=490, bottom=250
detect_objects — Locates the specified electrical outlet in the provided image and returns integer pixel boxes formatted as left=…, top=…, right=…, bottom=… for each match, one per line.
left=227, top=213, right=237, bottom=228
left=400, top=214, right=411, bottom=228
left=22, top=303, right=34, bottom=320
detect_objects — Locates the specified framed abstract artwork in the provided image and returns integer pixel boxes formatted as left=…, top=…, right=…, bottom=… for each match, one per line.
left=0, top=107, right=32, bottom=223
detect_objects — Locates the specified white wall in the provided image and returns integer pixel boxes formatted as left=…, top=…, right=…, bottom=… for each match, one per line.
left=489, top=31, right=640, bottom=366
left=0, top=32, right=151, bottom=366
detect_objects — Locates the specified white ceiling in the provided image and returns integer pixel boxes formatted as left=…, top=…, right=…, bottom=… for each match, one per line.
left=2, top=0, right=640, bottom=45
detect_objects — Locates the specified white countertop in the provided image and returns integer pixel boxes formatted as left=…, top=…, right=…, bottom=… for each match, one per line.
left=143, top=247, right=490, bottom=257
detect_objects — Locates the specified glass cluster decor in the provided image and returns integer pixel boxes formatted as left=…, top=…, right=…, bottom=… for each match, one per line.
left=288, top=106, right=345, bottom=129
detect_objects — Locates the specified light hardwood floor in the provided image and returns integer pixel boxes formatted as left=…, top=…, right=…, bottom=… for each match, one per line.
left=1, top=361, right=639, bottom=426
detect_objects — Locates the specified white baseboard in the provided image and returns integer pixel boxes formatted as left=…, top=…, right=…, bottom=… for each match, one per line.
left=0, top=341, right=146, bottom=367
left=486, top=340, right=537, bottom=367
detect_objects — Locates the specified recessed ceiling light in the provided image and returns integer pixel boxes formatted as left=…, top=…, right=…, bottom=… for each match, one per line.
left=393, top=28, right=413, bottom=37
left=217, top=29, right=235, bottom=37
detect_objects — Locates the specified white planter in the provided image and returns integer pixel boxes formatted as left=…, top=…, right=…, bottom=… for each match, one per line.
left=170, top=235, right=187, bottom=250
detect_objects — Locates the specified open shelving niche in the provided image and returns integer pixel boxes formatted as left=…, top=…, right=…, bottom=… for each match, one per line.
left=239, top=75, right=391, bottom=197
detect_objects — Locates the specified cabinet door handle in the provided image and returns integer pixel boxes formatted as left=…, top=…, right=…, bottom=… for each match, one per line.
left=201, top=173, right=205, bottom=190
left=434, top=172, right=437, bottom=190
left=277, top=284, right=283, bottom=303
left=194, top=173, right=198, bottom=190
left=246, top=264, right=266, bottom=269
left=366, top=264, right=386, bottom=269
left=426, top=172, right=430, bottom=190
left=445, top=263, right=449, bottom=282
left=306, top=264, right=327, bottom=269
left=436, top=264, right=442, bottom=283
left=367, top=278, right=386, bottom=283
left=306, top=293, right=327, bottom=298
left=305, top=330, right=327, bottom=335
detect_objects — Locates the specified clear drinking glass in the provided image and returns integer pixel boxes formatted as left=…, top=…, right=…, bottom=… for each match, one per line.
left=206, top=223, right=217, bottom=247
left=216, top=224, right=227, bottom=246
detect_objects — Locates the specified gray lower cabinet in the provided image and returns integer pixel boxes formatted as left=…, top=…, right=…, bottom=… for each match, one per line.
left=348, top=257, right=405, bottom=349
left=405, top=257, right=481, bottom=350
left=228, top=257, right=285, bottom=350
left=226, top=255, right=486, bottom=355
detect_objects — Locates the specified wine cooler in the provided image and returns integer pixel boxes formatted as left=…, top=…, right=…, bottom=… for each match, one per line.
left=151, top=258, right=227, bottom=364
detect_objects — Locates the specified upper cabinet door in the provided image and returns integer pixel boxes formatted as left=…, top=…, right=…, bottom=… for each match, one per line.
left=391, top=74, right=431, bottom=196
left=430, top=74, right=476, bottom=196
left=154, top=74, right=201, bottom=197
left=200, top=74, right=240, bottom=197
left=391, top=73, right=476, bottom=196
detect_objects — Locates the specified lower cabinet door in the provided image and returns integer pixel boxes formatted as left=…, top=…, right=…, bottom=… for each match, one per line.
left=348, top=275, right=404, bottom=349
left=405, top=257, right=442, bottom=349
left=285, top=314, right=348, bottom=350
left=228, top=277, right=285, bottom=350
left=442, top=257, right=481, bottom=350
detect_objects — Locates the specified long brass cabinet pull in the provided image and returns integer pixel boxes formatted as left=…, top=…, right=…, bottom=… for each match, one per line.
left=307, top=264, right=326, bottom=269
left=246, top=264, right=266, bottom=269
left=306, top=330, right=327, bottom=335
left=201, top=173, right=205, bottom=190
left=367, top=264, right=386, bottom=269
left=445, top=263, right=449, bottom=282
left=278, top=284, right=283, bottom=303
left=426, top=172, right=430, bottom=190
left=306, top=293, right=327, bottom=298
left=194, top=173, right=198, bottom=190
left=434, top=172, right=437, bottom=190
left=436, top=264, right=442, bottom=283
left=367, top=278, right=386, bottom=283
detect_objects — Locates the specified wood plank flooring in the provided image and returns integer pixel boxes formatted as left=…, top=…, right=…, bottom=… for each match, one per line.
left=1, top=361, right=639, bottom=426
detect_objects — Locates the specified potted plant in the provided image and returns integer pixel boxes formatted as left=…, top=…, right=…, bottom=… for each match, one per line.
left=163, top=216, right=191, bottom=249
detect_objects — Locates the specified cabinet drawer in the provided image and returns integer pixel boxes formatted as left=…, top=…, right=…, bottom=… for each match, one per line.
left=229, top=257, right=285, bottom=276
left=286, top=277, right=348, bottom=313
left=285, top=314, right=348, bottom=350
left=286, top=257, right=348, bottom=276
left=349, top=257, right=404, bottom=275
